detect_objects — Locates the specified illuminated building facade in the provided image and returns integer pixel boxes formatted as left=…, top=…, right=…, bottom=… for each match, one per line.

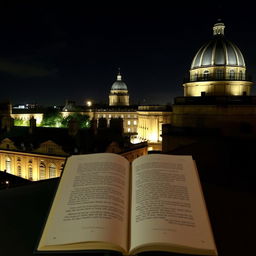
left=0, top=149, right=65, bottom=181
left=163, top=22, right=256, bottom=151
left=137, top=105, right=172, bottom=150
left=95, top=108, right=138, bottom=133
left=11, top=112, right=43, bottom=126
left=183, top=22, right=252, bottom=97
left=59, top=70, right=171, bottom=148
left=6, top=67, right=171, bottom=161
left=0, top=121, right=148, bottom=181
left=109, top=70, right=129, bottom=106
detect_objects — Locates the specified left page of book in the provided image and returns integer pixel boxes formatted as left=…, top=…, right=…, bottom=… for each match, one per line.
left=37, top=153, right=130, bottom=253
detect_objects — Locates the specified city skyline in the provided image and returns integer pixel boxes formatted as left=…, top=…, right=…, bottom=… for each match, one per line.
left=1, top=2, right=256, bottom=106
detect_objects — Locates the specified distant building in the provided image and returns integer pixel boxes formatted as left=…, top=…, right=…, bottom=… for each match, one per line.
left=109, top=70, right=129, bottom=106
left=0, top=116, right=147, bottom=181
left=10, top=69, right=170, bottom=150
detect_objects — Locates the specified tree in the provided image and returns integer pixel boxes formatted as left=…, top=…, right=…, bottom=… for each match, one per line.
left=61, top=113, right=90, bottom=128
left=41, top=108, right=63, bottom=127
left=14, top=118, right=29, bottom=126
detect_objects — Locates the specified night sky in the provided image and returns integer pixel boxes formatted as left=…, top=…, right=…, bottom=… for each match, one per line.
left=1, top=2, right=256, bottom=106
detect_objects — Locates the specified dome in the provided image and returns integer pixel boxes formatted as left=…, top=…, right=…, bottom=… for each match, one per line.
left=111, top=72, right=128, bottom=90
left=191, top=22, right=245, bottom=69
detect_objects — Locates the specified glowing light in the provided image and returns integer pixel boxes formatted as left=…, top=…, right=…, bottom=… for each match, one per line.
left=86, top=101, right=92, bottom=107
left=130, top=136, right=142, bottom=144
left=148, top=132, right=158, bottom=142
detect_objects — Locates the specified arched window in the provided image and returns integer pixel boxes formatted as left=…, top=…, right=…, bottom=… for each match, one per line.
left=229, top=70, right=235, bottom=80
left=203, top=70, right=209, bottom=80
left=28, top=165, right=33, bottom=180
left=49, top=164, right=56, bottom=178
left=17, top=165, right=22, bottom=177
left=6, top=157, right=11, bottom=173
left=39, top=162, right=46, bottom=180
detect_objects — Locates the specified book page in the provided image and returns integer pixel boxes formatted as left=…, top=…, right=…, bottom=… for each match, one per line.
left=130, top=154, right=216, bottom=254
left=38, top=153, right=130, bottom=252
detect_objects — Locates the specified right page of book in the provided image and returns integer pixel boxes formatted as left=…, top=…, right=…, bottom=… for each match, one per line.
left=130, top=154, right=217, bottom=255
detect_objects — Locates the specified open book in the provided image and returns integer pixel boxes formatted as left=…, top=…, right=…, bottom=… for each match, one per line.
left=36, top=153, right=217, bottom=255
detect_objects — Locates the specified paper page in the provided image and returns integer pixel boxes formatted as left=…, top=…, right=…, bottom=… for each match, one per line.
left=130, top=154, right=216, bottom=253
left=38, top=153, right=130, bottom=252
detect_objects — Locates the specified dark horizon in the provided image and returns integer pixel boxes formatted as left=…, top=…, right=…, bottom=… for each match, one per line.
left=1, top=2, right=256, bottom=106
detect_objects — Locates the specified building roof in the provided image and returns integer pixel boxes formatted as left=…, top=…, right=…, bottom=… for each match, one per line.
left=111, top=71, right=128, bottom=91
left=0, top=126, right=94, bottom=155
left=191, top=22, right=245, bottom=69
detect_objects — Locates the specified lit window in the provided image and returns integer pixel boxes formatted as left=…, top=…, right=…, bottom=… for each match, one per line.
left=49, top=164, right=56, bottom=178
left=128, top=115, right=130, bottom=118
left=134, top=120, right=137, bottom=125
left=121, top=115, right=124, bottom=118
left=28, top=166, right=33, bottom=180
left=203, top=70, right=209, bottom=80
left=128, top=120, right=131, bottom=125
left=103, top=114, right=106, bottom=118
left=39, top=162, right=46, bottom=180
left=128, top=128, right=131, bottom=132
left=109, top=114, right=111, bottom=118
left=17, top=165, right=22, bottom=176
left=6, top=157, right=11, bottom=173
left=230, top=70, right=235, bottom=80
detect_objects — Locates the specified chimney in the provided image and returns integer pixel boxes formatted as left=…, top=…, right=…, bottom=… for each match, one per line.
left=91, top=118, right=98, bottom=135
left=1, top=116, right=14, bottom=132
left=68, top=118, right=80, bottom=136
left=109, top=117, right=124, bottom=134
left=29, top=117, right=37, bottom=134
left=98, top=117, right=107, bottom=129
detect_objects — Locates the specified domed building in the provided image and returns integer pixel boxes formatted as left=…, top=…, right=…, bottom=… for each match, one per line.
left=109, top=70, right=129, bottom=106
left=163, top=22, right=256, bottom=151
left=183, top=22, right=253, bottom=96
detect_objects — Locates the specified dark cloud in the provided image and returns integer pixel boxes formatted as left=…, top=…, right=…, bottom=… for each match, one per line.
left=0, top=58, right=57, bottom=78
